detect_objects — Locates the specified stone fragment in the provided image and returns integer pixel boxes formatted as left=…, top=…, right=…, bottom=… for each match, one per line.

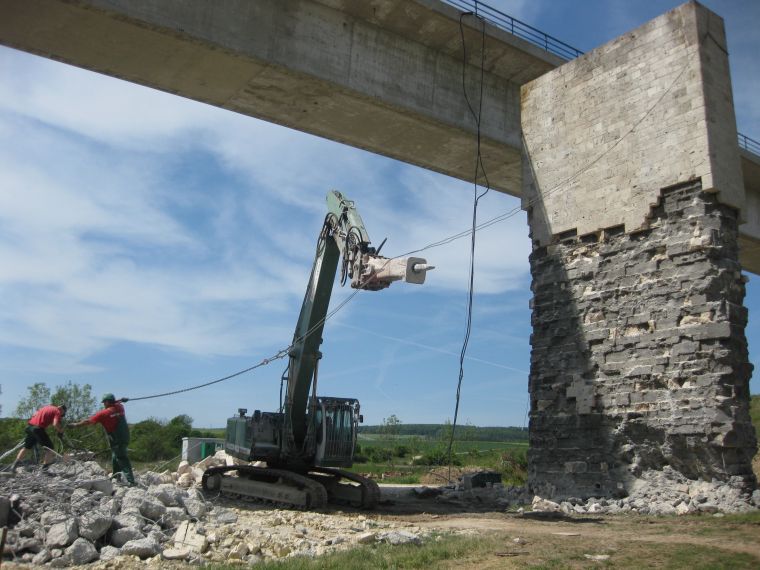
left=78, top=508, right=113, bottom=541
left=31, top=549, right=53, bottom=565
left=46, top=519, right=79, bottom=548
left=177, top=473, right=194, bottom=488
left=99, top=545, right=121, bottom=561
left=163, top=547, right=191, bottom=560
left=355, top=532, right=376, bottom=544
left=531, top=496, right=561, bottom=512
left=111, top=526, right=145, bottom=547
left=120, top=537, right=161, bottom=558
left=140, top=494, right=168, bottom=521
left=91, top=478, right=114, bottom=495
left=142, top=470, right=174, bottom=485
left=65, top=537, right=99, bottom=565
left=229, top=542, right=249, bottom=559
left=273, top=543, right=292, bottom=557
left=379, top=530, right=421, bottom=545
left=120, top=487, right=148, bottom=513
left=41, top=510, right=69, bottom=526
left=180, top=496, right=207, bottom=519
left=8, top=537, right=42, bottom=555
left=149, top=484, right=182, bottom=507
left=173, top=521, right=209, bottom=553
left=162, top=506, right=190, bottom=527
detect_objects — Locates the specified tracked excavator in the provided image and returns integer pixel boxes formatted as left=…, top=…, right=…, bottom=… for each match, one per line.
left=202, top=190, right=433, bottom=509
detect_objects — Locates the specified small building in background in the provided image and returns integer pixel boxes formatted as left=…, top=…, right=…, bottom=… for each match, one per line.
left=181, top=437, right=224, bottom=463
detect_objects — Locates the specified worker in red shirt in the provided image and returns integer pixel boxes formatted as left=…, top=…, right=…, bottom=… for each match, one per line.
left=11, top=403, right=67, bottom=471
left=70, top=393, right=135, bottom=485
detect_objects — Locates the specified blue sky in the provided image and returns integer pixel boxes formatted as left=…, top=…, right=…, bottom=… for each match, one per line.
left=1, top=0, right=759, bottom=428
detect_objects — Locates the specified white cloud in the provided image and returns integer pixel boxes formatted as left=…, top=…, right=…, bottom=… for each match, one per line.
left=0, top=44, right=532, bottom=389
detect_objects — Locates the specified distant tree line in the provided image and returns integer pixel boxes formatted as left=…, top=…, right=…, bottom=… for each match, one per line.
left=358, top=423, right=529, bottom=442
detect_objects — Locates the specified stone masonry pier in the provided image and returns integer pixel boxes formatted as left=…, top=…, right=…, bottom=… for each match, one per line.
left=521, top=2, right=756, bottom=497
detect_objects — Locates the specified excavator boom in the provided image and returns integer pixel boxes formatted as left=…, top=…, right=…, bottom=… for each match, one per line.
left=206, top=190, right=433, bottom=509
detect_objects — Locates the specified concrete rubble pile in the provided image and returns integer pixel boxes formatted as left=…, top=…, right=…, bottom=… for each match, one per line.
left=417, top=468, right=759, bottom=516
left=0, top=451, right=435, bottom=567
left=527, top=467, right=760, bottom=516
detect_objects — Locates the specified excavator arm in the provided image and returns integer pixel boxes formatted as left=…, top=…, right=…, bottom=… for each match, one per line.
left=211, top=190, right=433, bottom=509
left=284, top=190, right=432, bottom=451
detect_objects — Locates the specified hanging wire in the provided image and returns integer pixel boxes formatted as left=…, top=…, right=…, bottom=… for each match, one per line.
left=446, top=10, right=490, bottom=480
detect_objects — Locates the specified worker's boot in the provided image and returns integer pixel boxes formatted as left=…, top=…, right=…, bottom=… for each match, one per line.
left=9, top=460, right=18, bottom=473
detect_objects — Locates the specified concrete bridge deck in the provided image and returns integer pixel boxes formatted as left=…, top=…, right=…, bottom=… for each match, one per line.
left=1, top=0, right=758, bottom=271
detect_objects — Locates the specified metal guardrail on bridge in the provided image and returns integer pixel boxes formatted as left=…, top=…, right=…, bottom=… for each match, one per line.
left=442, top=0, right=758, bottom=159
left=441, top=0, right=583, bottom=60
left=739, top=133, right=760, bottom=157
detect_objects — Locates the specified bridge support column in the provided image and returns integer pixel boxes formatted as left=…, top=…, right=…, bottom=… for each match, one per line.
left=521, top=1, right=756, bottom=499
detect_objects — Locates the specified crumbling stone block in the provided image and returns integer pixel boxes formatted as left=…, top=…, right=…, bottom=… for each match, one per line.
left=45, top=519, right=78, bottom=549
left=527, top=181, right=757, bottom=499
left=65, top=538, right=98, bottom=565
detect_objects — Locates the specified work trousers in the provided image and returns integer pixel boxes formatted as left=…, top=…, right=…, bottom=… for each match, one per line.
left=107, top=429, right=135, bottom=484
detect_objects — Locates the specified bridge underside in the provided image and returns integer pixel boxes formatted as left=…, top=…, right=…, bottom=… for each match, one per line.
left=0, top=0, right=560, bottom=200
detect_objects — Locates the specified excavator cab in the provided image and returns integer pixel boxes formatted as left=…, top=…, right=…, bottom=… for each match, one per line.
left=313, top=397, right=361, bottom=467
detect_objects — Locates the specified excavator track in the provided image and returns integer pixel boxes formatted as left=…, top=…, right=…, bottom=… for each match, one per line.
left=202, top=465, right=328, bottom=510
left=307, top=467, right=381, bottom=509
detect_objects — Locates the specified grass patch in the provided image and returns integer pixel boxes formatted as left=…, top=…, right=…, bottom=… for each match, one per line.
left=605, top=543, right=759, bottom=570
left=206, top=528, right=760, bottom=570
left=209, top=534, right=497, bottom=570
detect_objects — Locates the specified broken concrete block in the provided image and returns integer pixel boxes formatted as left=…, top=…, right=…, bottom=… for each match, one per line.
left=148, top=483, right=182, bottom=507
left=177, top=473, right=194, bottom=488
left=31, top=549, right=52, bottom=565
left=173, top=521, right=208, bottom=553
left=99, top=545, right=120, bottom=561
left=378, top=531, right=421, bottom=545
left=120, top=487, right=148, bottom=513
left=161, top=506, right=190, bottom=528
left=162, top=547, right=191, bottom=560
left=78, top=509, right=113, bottom=541
left=139, top=494, right=167, bottom=521
left=111, top=526, right=144, bottom=548
left=45, top=519, right=78, bottom=548
left=65, top=538, right=99, bottom=565
left=120, top=537, right=161, bottom=559
left=180, top=496, right=207, bottom=519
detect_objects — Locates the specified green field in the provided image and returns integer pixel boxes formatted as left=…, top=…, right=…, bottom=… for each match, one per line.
left=350, top=433, right=528, bottom=485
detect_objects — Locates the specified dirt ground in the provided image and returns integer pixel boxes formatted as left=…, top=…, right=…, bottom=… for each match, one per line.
left=369, top=488, right=760, bottom=568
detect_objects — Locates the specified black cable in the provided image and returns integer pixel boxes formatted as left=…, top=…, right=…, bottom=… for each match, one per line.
left=127, top=353, right=289, bottom=401
left=446, top=12, right=490, bottom=476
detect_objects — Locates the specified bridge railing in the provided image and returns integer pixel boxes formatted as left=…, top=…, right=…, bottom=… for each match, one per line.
left=739, top=133, right=760, bottom=157
left=441, top=0, right=583, bottom=60
left=442, top=1, right=759, bottom=157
